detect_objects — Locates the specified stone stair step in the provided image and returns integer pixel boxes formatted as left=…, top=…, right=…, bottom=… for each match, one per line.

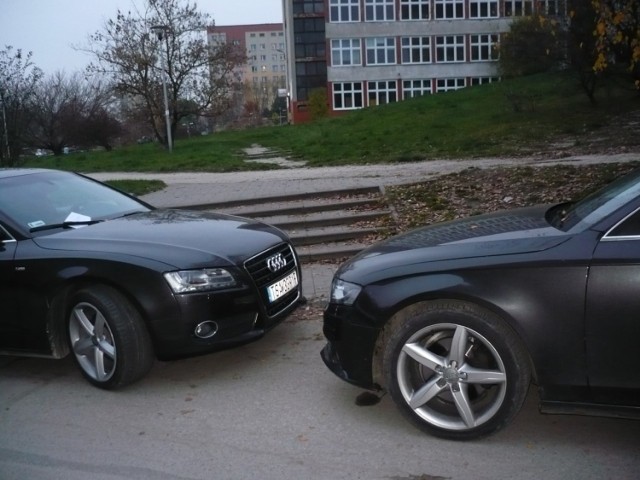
left=214, top=196, right=383, bottom=218
left=182, top=186, right=381, bottom=211
left=296, top=243, right=369, bottom=263
left=182, top=186, right=396, bottom=263
left=256, top=209, right=392, bottom=230
left=288, top=226, right=385, bottom=246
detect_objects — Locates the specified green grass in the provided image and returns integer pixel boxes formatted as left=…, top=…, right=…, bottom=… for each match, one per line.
left=104, top=180, right=167, bottom=196
left=22, top=71, right=640, bottom=173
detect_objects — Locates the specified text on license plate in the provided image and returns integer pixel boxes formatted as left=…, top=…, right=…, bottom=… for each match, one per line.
left=267, top=271, right=298, bottom=303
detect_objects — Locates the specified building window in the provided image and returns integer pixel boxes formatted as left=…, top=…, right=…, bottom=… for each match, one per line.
left=403, top=79, right=432, bottom=99
left=293, top=0, right=325, bottom=14
left=333, top=82, right=364, bottom=110
left=435, top=36, right=465, bottom=63
left=251, top=66, right=258, bottom=73
left=436, top=78, right=466, bottom=92
left=250, top=44, right=257, bottom=51
left=470, top=77, right=499, bottom=86
left=400, top=0, right=430, bottom=20
left=368, top=80, right=397, bottom=106
left=365, top=0, right=395, bottom=22
left=329, top=0, right=360, bottom=22
left=504, top=0, right=534, bottom=16
left=470, top=34, right=499, bottom=61
left=331, top=38, right=362, bottom=66
left=434, top=0, right=464, bottom=19
left=401, top=37, right=431, bottom=64
left=469, top=0, right=498, bottom=18
left=539, top=0, right=562, bottom=16
left=366, top=37, right=396, bottom=65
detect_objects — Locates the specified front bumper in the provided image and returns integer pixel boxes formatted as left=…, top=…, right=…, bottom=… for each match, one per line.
left=321, top=303, right=382, bottom=390
left=152, top=282, right=302, bottom=360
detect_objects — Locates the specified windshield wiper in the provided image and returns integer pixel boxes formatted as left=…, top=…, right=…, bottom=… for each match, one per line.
left=30, top=219, right=103, bottom=233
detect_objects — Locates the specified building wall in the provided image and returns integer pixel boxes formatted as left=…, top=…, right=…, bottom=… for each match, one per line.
left=208, top=23, right=287, bottom=117
left=283, top=0, right=566, bottom=124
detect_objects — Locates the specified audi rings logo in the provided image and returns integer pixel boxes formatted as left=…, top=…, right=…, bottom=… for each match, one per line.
left=266, top=253, right=287, bottom=273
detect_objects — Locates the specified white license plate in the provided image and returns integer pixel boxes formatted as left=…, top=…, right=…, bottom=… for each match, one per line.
left=267, top=271, right=298, bottom=303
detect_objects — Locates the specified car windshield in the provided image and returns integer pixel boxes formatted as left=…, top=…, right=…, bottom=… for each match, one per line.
left=551, top=167, right=640, bottom=232
left=0, top=170, right=151, bottom=233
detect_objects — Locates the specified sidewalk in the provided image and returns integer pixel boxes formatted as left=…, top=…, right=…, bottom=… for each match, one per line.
left=89, top=152, right=639, bottom=302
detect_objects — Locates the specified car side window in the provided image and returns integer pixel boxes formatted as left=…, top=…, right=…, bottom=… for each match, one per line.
left=606, top=208, right=640, bottom=238
left=0, top=224, right=15, bottom=242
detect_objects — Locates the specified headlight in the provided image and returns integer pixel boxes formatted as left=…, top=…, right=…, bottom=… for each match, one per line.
left=164, top=268, right=239, bottom=293
left=330, top=278, right=362, bottom=305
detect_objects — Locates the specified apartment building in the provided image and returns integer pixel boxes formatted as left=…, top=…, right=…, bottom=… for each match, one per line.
left=283, top=0, right=566, bottom=123
left=207, top=23, right=287, bottom=117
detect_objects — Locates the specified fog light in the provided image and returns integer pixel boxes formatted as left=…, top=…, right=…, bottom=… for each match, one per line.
left=194, top=321, right=218, bottom=339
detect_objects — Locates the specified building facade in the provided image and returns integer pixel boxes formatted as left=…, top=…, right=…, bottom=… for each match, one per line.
left=283, top=0, right=566, bottom=124
left=207, top=23, right=287, bottom=121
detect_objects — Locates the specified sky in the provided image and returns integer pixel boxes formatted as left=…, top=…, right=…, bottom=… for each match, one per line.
left=0, top=0, right=283, bottom=74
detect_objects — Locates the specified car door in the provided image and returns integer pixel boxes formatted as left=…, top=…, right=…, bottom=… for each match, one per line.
left=0, top=224, right=19, bottom=350
left=585, top=207, right=640, bottom=402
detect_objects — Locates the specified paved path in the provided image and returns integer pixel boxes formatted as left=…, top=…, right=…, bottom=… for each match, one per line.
left=89, top=152, right=640, bottom=303
left=90, top=152, right=639, bottom=208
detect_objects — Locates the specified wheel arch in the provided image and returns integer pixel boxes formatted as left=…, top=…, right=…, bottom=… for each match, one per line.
left=46, top=276, right=158, bottom=358
left=370, top=297, right=537, bottom=390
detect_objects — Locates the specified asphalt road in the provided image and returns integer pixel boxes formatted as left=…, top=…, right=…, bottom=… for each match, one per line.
left=1, top=312, right=638, bottom=480
left=3, top=155, right=640, bottom=479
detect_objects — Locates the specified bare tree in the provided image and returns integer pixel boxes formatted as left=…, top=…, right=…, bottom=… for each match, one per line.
left=83, top=0, right=245, bottom=148
left=28, top=72, right=122, bottom=154
left=0, top=46, right=43, bottom=166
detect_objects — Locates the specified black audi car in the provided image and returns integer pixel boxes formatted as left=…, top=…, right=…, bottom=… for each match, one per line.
left=0, top=168, right=302, bottom=389
left=322, top=166, right=640, bottom=440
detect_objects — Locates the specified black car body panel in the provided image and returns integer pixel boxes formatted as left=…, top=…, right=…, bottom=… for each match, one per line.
left=322, top=175, right=640, bottom=423
left=0, top=169, right=302, bottom=367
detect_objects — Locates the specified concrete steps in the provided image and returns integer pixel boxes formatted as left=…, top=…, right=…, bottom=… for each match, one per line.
left=199, top=187, right=396, bottom=263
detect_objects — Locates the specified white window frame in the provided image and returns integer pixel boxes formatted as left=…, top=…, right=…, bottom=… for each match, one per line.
left=400, top=0, right=430, bottom=20
left=367, top=80, right=398, bottom=106
left=436, top=78, right=466, bottom=92
left=470, top=34, right=499, bottom=62
left=331, top=38, right=362, bottom=66
left=469, top=0, right=499, bottom=18
left=504, top=0, right=534, bottom=16
left=333, top=82, right=364, bottom=110
left=403, top=79, right=432, bottom=99
left=470, top=77, right=499, bottom=86
left=366, top=37, right=396, bottom=65
left=538, top=0, right=563, bottom=16
left=365, top=0, right=395, bottom=22
left=434, top=0, right=465, bottom=19
left=330, top=0, right=361, bottom=23
left=401, top=37, right=431, bottom=64
left=435, top=36, right=466, bottom=63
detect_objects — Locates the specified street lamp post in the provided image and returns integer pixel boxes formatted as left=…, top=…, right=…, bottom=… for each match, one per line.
left=0, top=91, right=10, bottom=161
left=151, top=25, right=173, bottom=153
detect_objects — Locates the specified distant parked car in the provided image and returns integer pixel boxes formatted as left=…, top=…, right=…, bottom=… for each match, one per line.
left=322, top=167, right=640, bottom=440
left=0, top=168, right=302, bottom=389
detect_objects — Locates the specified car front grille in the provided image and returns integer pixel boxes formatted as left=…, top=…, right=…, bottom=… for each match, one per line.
left=244, top=243, right=300, bottom=318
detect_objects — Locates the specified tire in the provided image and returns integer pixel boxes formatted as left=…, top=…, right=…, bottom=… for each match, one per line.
left=383, top=300, right=531, bottom=440
left=67, top=285, right=154, bottom=389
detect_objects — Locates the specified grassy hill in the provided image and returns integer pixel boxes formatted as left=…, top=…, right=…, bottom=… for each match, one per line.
left=24, top=71, right=640, bottom=173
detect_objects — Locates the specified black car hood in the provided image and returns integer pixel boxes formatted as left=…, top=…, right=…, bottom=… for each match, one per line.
left=33, top=209, right=288, bottom=269
left=338, top=204, right=571, bottom=282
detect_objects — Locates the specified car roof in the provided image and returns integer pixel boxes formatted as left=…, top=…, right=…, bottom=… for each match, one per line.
left=0, top=168, right=61, bottom=179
